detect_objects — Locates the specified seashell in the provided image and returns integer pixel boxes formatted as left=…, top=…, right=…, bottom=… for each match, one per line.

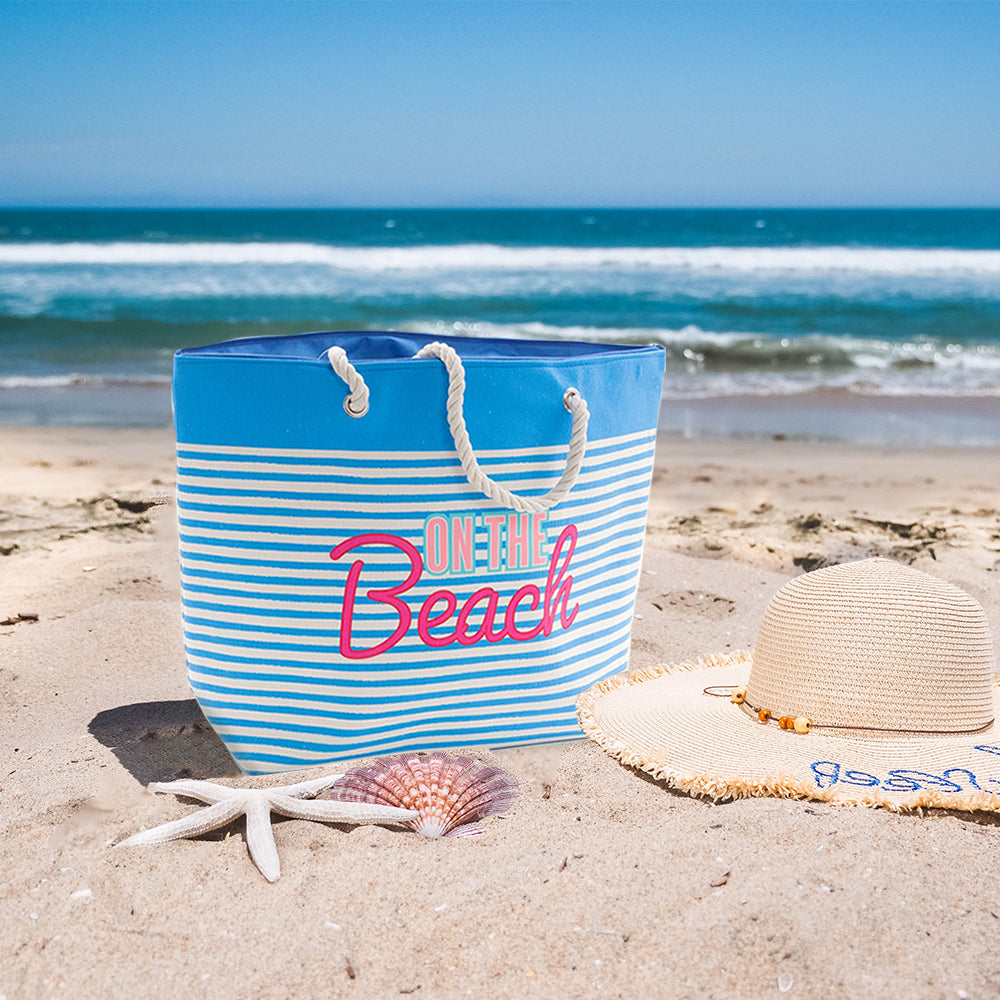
left=324, top=751, right=519, bottom=837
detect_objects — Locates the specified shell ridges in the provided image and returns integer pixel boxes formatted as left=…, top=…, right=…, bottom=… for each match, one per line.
left=324, top=751, right=519, bottom=837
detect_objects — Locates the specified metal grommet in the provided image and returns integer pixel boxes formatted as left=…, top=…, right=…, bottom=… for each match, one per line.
left=343, top=396, right=369, bottom=418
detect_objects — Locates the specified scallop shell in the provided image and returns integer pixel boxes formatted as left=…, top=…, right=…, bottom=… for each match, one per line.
left=324, top=751, right=519, bottom=837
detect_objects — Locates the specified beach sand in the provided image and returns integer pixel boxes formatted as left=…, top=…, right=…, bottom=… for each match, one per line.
left=2, top=426, right=999, bottom=999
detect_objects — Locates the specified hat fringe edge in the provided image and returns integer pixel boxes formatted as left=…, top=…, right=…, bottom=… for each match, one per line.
left=576, top=653, right=1000, bottom=813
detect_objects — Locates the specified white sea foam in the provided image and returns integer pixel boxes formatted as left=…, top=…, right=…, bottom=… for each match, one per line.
left=0, top=374, right=89, bottom=388
left=4, top=242, right=998, bottom=318
left=406, top=319, right=1000, bottom=398
left=405, top=318, right=752, bottom=348
left=2, top=241, right=1000, bottom=276
left=410, top=319, right=1000, bottom=366
left=0, top=374, right=171, bottom=389
left=665, top=377, right=1000, bottom=400
left=1, top=330, right=996, bottom=401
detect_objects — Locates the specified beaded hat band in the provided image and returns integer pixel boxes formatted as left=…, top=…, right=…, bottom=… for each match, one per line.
left=702, top=684, right=996, bottom=737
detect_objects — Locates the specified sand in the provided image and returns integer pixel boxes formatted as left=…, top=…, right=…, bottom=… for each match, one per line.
left=2, top=426, right=1000, bottom=999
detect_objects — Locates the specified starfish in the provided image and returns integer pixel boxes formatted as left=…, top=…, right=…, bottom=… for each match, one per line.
left=116, top=772, right=417, bottom=882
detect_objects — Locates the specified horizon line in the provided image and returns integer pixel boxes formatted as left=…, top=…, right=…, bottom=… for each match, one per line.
left=3, top=204, right=1000, bottom=213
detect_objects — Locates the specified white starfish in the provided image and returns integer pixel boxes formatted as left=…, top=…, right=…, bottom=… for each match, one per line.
left=116, top=772, right=417, bottom=882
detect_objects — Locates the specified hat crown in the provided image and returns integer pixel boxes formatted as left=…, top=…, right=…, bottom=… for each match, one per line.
left=748, top=558, right=996, bottom=736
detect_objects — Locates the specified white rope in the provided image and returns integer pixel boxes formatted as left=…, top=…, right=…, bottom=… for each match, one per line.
left=323, top=340, right=589, bottom=511
left=414, top=341, right=589, bottom=512
left=324, top=346, right=370, bottom=417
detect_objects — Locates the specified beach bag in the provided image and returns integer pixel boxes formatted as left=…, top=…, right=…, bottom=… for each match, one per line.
left=172, top=330, right=665, bottom=773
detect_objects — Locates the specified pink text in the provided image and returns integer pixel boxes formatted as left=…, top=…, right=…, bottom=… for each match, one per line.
left=329, top=525, right=580, bottom=660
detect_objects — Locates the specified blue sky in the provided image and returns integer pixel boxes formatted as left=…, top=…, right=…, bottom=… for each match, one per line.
left=2, top=1, right=998, bottom=207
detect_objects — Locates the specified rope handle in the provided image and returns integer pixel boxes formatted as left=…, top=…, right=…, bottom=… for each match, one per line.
left=324, top=341, right=589, bottom=513
left=415, top=341, right=589, bottom=512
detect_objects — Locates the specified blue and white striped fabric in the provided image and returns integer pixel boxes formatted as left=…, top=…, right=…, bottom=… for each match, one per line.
left=173, top=331, right=665, bottom=773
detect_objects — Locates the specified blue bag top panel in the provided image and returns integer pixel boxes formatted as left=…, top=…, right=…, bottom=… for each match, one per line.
left=174, top=330, right=665, bottom=450
left=175, top=329, right=661, bottom=364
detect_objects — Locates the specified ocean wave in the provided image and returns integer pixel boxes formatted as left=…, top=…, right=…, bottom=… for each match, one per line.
left=406, top=319, right=1000, bottom=398
left=5, top=243, right=1000, bottom=327
left=1, top=313, right=997, bottom=402
left=3, top=241, right=1000, bottom=276
left=0, top=321, right=997, bottom=401
left=658, top=373, right=1000, bottom=400
left=411, top=318, right=1000, bottom=367
left=0, top=374, right=171, bottom=389
left=1, top=362, right=994, bottom=401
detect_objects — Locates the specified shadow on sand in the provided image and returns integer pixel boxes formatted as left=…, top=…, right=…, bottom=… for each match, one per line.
left=88, top=698, right=241, bottom=783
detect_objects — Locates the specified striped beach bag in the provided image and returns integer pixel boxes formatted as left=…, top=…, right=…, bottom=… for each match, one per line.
left=172, top=331, right=665, bottom=773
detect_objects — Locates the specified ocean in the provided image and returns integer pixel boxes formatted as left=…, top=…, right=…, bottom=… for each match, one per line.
left=1, top=208, right=999, bottom=443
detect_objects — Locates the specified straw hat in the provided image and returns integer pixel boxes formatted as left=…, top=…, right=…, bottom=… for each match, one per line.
left=577, top=558, right=1000, bottom=811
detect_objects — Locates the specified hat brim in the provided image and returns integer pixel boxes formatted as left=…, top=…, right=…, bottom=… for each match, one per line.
left=576, top=652, right=1000, bottom=812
